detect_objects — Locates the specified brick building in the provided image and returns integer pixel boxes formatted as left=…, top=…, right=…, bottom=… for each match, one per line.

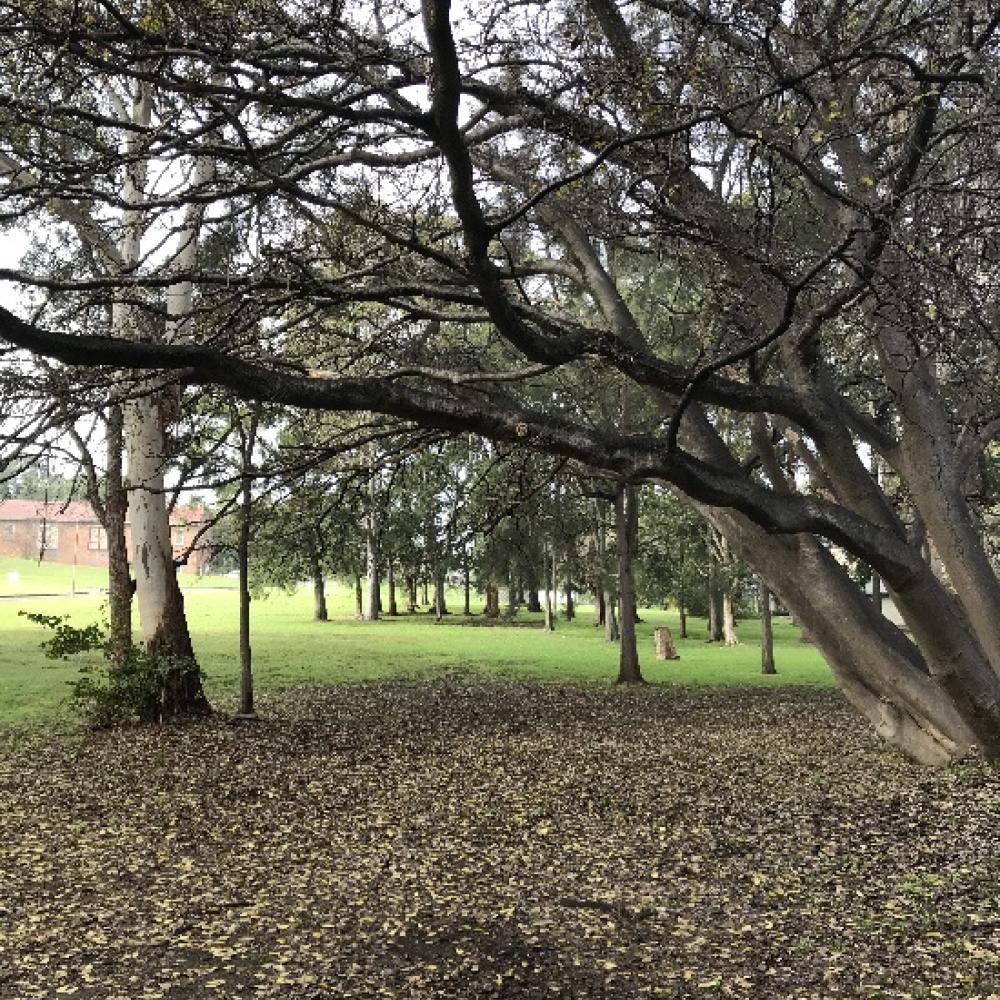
left=0, top=500, right=211, bottom=575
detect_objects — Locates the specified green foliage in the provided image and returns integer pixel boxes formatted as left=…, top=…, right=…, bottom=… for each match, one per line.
left=19, top=611, right=201, bottom=728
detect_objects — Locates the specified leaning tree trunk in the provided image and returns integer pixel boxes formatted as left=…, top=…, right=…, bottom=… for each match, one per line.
left=615, top=484, right=642, bottom=684
left=759, top=577, right=776, bottom=675
left=682, top=406, right=980, bottom=764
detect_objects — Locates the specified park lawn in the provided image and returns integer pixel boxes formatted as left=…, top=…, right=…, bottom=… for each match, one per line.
left=0, top=563, right=833, bottom=728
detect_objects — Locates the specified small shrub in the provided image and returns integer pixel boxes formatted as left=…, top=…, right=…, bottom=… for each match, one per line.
left=20, top=612, right=201, bottom=727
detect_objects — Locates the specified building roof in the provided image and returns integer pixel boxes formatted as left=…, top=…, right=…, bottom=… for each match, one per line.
left=0, top=499, right=208, bottom=525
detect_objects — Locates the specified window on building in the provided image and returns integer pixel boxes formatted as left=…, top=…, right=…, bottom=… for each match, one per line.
left=37, top=523, right=58, bottom=551
left=4, top=522, right=14, bottom=537
left=88, top=526, right=108, bottom=551
left=171, top=526, right=186, bottom=548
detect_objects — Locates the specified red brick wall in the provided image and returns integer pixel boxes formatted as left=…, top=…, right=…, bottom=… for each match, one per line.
left=0, top=519, right=208, bottom=575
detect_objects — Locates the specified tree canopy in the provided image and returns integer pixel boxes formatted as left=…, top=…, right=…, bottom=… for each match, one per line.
left=1, top=0, right=999, bottom=761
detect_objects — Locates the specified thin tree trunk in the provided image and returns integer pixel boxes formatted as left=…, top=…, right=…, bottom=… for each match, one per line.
left=615, top=484, right=642, bottom=683
left=870, top=450, right=883, bottom=614
left=236, top=409, right=258, bottom=718
left=354, top=574, right=363, bottom=618
left=463, top=553, right=471, bottom=615
left=104, top=403, right=132, bottom=657
left=311, top=549, right=328, bottom=622
left=678, top=600, right=688, bottom=639
left=365, top=467, right=379, bottom=621
left=759, top=577, right=776, bottom=675
left=707, top=568, right=723, bottom=643
left=387, top=560, right=398, bottom=616
left=543, top=550, right=555, bottom=632
left=421, top=578, right=429, bottom=606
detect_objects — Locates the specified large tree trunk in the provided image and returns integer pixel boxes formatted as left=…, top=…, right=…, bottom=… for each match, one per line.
left=682, top=407, right=978, bottom=764
left=615, top=484, right=642, bottom=684
left=126, top=395, right=209, bottom=719
left=484, top=581, right=500, bottom=618
left=759, top=577, right=776, bottom=675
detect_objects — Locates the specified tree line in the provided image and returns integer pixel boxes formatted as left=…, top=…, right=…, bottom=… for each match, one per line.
left=0, top=0, right=998, bottom=763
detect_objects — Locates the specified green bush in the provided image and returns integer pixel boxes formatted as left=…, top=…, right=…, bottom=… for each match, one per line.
left=20, top=612, right=201, bottom=727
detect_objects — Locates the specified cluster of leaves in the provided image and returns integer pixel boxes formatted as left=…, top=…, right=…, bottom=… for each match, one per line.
left=19, top=612, right=201, bottom=728
left=0, top=681, right=997, bottom=998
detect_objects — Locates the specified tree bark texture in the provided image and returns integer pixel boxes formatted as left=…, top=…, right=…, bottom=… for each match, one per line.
left=615, top=484, right=642, bottom=683
left=759, top=577, right=776, bottom=675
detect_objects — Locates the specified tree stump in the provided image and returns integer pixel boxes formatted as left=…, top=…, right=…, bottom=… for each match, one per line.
left=654, top=626, right=680, bottom=661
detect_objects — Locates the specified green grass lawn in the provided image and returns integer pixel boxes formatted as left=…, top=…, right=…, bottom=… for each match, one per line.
left=0, top=557, right=833, bottom=729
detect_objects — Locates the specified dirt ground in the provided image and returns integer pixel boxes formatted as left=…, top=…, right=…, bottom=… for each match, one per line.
left=1, top=681, right=998, bottom=999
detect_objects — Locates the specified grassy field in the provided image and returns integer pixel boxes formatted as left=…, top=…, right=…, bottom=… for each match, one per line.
left=0, top=558, right=833, bottom=728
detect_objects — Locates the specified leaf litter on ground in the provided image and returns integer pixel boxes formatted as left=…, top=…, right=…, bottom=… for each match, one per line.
left=0, top=680, right=998, bottom=999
